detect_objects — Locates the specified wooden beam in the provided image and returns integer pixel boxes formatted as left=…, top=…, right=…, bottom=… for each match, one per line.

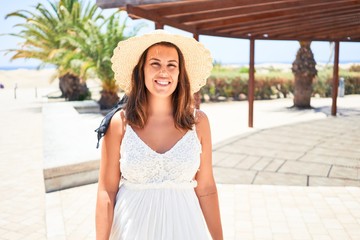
left=278, top=23, right=360, bottom=40
left=126, top=5, right=197, bottom=33
left=98, top=0, right=360, bottom=42
left=167, top=0, right=298, bottom=23
left=155, top=22, right=164, bottom=29
left=202, top=4, right=359, bottom=34
left=227, top=8, right=360, bottom=36
left=142, top=0, right=288, bottom=15
left=193, top=33, right=199, bottom=41
left=197, top=28, right=360, bottom=42
left=192, top=0, right=357, bottom=30
left=248, top=38, right=255, bottom=128
left=331, top=41, right=340, bottom=116
left=96, top=0, right=185, bottom=9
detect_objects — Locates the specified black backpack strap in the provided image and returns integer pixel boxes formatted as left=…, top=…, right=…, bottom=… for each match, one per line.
left=95, top=95, right=128, bottom=148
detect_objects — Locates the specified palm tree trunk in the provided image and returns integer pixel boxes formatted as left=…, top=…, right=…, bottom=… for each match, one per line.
left=293, top=73, right=313, bottom=108
left=98, top=90, right=120, bottom=109
left=59, top=73, right=90, bottom=101
left=292, top=41, right=317, bottom=108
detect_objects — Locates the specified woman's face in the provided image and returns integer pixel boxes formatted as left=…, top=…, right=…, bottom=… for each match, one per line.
left=144, top=44, right=179, bottom=98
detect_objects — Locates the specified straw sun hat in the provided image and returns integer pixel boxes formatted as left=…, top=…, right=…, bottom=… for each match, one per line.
left=111, top=30, right=213, bottom=94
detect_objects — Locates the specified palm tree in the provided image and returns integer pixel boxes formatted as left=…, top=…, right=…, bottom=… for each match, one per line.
left=4, top=0, right=103, bottom=100
left=291, top=41, right=317, bottom=108
left=59, top=14, right=141, bottom=109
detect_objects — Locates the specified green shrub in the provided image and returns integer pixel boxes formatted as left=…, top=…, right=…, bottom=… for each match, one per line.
left=349, top=64, right=360, bottom=72
left=201, top=66, right=360, bottom=102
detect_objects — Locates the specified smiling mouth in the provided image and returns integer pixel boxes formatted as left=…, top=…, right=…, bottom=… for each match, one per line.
left=155, top=80, right=171, bottom=86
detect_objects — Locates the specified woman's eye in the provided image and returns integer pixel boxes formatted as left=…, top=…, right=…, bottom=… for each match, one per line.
left=168, top=64, right=177, bottom=68
left=151, top=62, right=160, bottom=67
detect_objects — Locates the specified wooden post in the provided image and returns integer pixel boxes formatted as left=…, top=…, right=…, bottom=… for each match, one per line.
left=331, top=41, right=340, bottom=116
left=193, top=33, right=201, bottom=109
left=248, top=39, right=255, bottom=127
left=155, top=22, right=164, bottom=29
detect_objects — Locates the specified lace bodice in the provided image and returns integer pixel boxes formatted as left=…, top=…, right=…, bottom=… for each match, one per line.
left=119, top=125, right=202, bottom=188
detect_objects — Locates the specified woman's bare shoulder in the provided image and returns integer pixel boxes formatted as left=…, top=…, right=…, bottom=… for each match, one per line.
left=195, top=109, right=209, bottom=123
left=107, top=109, right=127, bottom=137
left=195, top=109, right=210, bottom=134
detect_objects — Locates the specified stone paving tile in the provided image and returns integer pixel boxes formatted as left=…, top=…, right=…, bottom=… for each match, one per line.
left=307, top=147, right=360, bottom=159
left=278, top=161, right=331, bottom=177
left=309, top=176, right=360, bottom=187
left=254, top=171, right=307, bottom=186
left=212, top=151, right=231, bottom=165
left=214, top=153, right=247, bottom=168
left=273, top=150, right=305, bottom=161
left=264, top=159, right=286, bottom=172
left=214, top=167, right=257, bottom=184
left=235, top=155, right=262, bottom=170
left=251, top=157, right=273, bottom=171
left=330, top=166, right=360, bottom=181
left=299, top=153, right=360, bottom=168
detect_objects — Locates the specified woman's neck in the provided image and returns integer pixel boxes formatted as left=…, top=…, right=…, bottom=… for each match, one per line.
left=147, top=95, right=173, bottom=117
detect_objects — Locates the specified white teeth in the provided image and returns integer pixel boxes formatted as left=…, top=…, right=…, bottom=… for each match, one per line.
left=156, top=81, right=170, bottom=85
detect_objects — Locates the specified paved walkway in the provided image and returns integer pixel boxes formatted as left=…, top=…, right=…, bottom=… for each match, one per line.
left=1, top=87, right=360, bottom=239
left=213, top=114, right=360, bottom=187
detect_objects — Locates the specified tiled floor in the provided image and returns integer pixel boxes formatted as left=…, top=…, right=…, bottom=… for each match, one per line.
left=48, top=182, right=360, bottom=240
left=1, top=89, right=360, bottom=239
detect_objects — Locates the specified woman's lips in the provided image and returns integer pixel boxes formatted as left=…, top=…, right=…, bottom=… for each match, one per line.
left=155, top=80, right=171, bottom=86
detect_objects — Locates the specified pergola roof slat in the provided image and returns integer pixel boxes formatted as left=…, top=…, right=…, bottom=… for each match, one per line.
left=97, top=0, right=360, bottom=41
left=189, top=1, right=358, bottom=30
left=218, top=7, right=360, bottom=35
left=242, top=14, right=360, bottom=38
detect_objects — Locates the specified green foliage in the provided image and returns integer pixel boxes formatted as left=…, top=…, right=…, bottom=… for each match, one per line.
left=201, top=73, right=294, bottom=101
left=58, top=12, right=139, bottom=92
left=201, top=65, right=360, bottom=101
left=239, top=66, right=249, bottom=73
left=4, top=0, right=142, bottom=96
left=4, top=0, right=104, bottom=70
left=349, top=64, right=360, bottom=72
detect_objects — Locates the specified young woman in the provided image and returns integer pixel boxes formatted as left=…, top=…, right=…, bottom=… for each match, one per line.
left=96, top=30, right=223, bottom=240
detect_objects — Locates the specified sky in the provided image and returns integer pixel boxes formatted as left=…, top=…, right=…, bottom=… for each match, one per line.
left=1, top=0, right=360, bottom=69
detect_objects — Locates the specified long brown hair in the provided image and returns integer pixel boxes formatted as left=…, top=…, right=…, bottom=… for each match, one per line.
left=125, top=42, right=195, bottom=130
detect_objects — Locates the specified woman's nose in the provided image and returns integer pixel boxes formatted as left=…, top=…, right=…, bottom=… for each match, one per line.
left=159, top=68, right=168, bottom=76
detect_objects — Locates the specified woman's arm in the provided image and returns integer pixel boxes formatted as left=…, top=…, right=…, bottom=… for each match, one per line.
left=194, top=110, right=223, bottom=240
left=96, top=111, right=125, bottom=240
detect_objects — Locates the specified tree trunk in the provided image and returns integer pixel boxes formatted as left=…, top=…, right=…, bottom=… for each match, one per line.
left=292, top=41, right=317, bottom=108
left=59, top=73, right=90, bottom=101
left=98, top=90, right=119, bottom=109
left=293, top=73, right=313, bottom=108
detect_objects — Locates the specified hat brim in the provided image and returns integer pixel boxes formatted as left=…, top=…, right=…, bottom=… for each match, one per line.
left=111, top=30, right=213, bottom=94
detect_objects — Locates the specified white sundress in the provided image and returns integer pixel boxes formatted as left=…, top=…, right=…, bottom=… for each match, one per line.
left=109, top=123, right=210, bottom=240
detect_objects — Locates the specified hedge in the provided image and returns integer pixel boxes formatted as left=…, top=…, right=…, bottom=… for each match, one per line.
left=201, top=71, right=360, bottom=102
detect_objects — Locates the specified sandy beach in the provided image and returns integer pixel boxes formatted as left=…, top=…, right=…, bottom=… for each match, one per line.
left=0, top=68, right=59, bottom=89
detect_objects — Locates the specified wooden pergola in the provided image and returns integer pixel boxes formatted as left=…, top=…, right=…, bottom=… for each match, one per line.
left=97, top=0, right=360, bottom=127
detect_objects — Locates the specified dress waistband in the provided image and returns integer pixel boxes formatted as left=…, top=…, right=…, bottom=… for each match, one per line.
left=121, top=180, right=197, bottom=189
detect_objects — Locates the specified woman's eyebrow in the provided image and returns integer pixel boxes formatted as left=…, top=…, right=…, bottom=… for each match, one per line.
left=149, top=58, right=178, bottom=64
